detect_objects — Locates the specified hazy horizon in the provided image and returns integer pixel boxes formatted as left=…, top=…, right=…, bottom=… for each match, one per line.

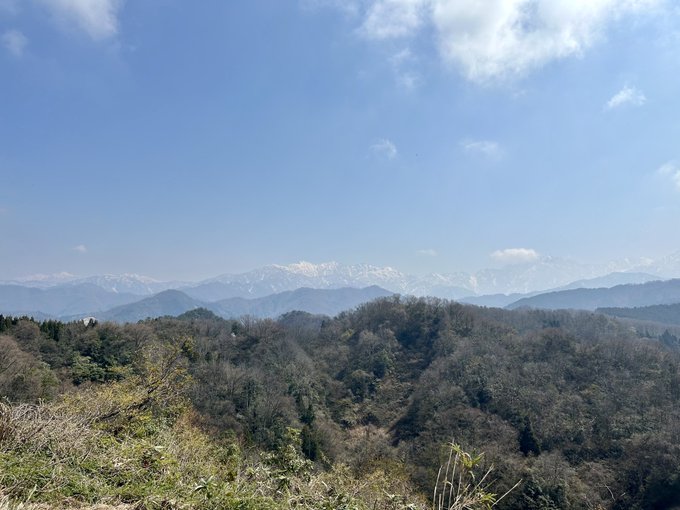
left=3, top=1, right=680, bottom=281
left=3, top=249, right=679, bottom=285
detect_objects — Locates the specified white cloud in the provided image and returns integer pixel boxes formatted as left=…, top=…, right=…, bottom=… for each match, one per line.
left=371, top=138, right=398, bottom=159
left=417, top=248, right=438, bottom=256
left=361, top=0, right=427, bottom=39
left=37, top=0, right=123, bottom=40
left=605, top=85, right=647, bottom=110
left=658, top=161, right=680, bottom=191
left=73, top=244, right=88, bottom=253
left=2, top=29, right=27, bottom=57
left=357, top=0, right=661, bottom=82
left=491, top=248, right=540, bottom=264
left=461, top=139, right=502, bottom=158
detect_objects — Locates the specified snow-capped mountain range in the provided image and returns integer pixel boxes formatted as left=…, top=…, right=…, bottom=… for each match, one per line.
left=191, top=261, right=472, bottom=300
left=183, top=255, right=679, bottom=300
left=6, top=273, right=185, bottom=295
left=6, top=251, right=680, bottom=300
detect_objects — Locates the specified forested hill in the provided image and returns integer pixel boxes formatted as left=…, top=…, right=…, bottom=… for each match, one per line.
left=1, top=297, right=680, bottom=509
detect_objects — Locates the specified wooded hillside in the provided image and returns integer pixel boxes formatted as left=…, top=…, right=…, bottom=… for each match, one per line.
left=1, top=297, right=679, bottom=509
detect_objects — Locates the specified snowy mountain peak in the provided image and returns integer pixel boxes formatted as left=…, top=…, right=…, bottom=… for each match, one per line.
left=267, top=261, right=405, bottom=280
left=85, top=273, right=161, bottom=284
left=15, top=272, right=77, bottom=283
left=7, top=250, right=680, bottom=302
left=3, top=272, right=79, bottom=288
left=272, top=261, right=341, bottom=277
left=632, top=251, right=680, bottom=278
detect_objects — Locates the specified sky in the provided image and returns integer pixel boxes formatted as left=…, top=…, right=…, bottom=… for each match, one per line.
left=2, top=0, right=680, bottom=281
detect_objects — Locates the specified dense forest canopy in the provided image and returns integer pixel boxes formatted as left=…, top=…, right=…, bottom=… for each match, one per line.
left=1, top=297, right=680, bottom=509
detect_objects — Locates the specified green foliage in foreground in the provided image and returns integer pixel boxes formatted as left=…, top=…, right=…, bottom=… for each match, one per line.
left=0, top=343, right=437, bottom=510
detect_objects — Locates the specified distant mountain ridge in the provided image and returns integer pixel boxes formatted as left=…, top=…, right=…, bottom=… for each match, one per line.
left=5, top=252, right=680, bottom=319
left=92, top=286, right=394, bottom=323
left=8, top=251, right=680, bottom=299
left=598, top=302, right=680, bottom=326
left=507, top=279, right=680, bottom=311
left=0, top=283, right=140, bottom=317
left=2, top=273, right=185, bottom=295
left=98, top=290, right=204, bottom=323
left=183, top=262, right=473, bottom=301
left=461, top=272, right=662, bottom=308
left=213, top=285, right=393, bottom=319
left=178, top=258, right=675, bottom=301
left=68, top=274, right=185, bottom=295
left=552, top=272, right=662, bottom=291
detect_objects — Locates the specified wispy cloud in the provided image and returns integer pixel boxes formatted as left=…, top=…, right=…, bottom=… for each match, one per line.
left=73, top=244, right=88, bottom=253
left=389, top=47, right=413, bottom=66
left=396, top=71, right=420, bottom=90
left=606, top=85, right=646, bottom=110
left=37, top=0, right=123, bottom=40
left=361, top=0, right=426, bottom=40
left=491, top=248, right=540, bottom=264
left=353, top=0, right=663, bottom=83
left=2, top=29, right=27, bottom=57
left=461, top=139, right=502, bottom=158
left=657, top=161, right=680, bottom=191
left=389, top=48, right=421, bottom=90
left=417, top=248, right=438, bottom=256
left=371, top=138, right=398, bottom=159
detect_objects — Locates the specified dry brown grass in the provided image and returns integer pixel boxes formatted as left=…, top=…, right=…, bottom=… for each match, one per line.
left=0, top=401, right=100, bottom=458
left=0, top=495, right=133, bottom=510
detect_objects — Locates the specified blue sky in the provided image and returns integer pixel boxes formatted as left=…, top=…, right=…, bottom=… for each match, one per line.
left=2, top=0, right=680, bottom=281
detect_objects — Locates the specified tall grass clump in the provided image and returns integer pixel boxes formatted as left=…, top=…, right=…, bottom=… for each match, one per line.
left=432, top=442, right=521, bottom=510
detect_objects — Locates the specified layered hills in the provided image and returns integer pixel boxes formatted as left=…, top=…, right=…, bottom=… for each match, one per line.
left=4, top=254, right=680, bottom=322
left=94, top=286, right=393, bottom=323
